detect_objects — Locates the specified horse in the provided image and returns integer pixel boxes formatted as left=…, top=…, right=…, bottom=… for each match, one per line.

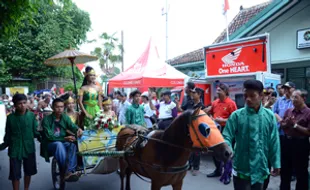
left=116, top=107, right=232, bottom=190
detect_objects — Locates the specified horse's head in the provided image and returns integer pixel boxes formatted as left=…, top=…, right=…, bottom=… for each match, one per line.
left=188, top=107, right=232, bottom=163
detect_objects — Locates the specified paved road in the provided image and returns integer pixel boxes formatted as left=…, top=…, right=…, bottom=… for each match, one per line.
left=0, top=144, right=291, bottom=190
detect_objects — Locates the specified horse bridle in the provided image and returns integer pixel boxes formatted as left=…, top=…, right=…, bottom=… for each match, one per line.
left=123, top=112, right=210, bottom=181
left=137, top=113, right=209, bottom=152
left=188, top=113, right=209, bottom=150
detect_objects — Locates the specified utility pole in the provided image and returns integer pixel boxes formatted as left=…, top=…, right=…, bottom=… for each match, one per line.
left=162, top=0, right=168, bottom=63
left=121, top=30, right=124, bottom=72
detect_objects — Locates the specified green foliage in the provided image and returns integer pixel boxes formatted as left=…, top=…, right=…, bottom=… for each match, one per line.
left=0, top=0, right=71, bottom=40
left=64, top=84, right=74, bottom=91
left=91, top=32, right=123, bottom=78
left=0, top=1, right=91, bottom=83
left=0, top=59, right=12, bottom=85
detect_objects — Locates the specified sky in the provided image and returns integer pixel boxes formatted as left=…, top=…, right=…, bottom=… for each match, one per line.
left=72, top=0, right=269, bottom=72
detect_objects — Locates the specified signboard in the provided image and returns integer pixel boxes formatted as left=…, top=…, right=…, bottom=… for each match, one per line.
left=205, top=36, right=268, bottom=77
left=9, top=87, right=25, bottom=95
left=297, top=28, right=310, bottom=49
left=5, top=87, right=29, bottom=96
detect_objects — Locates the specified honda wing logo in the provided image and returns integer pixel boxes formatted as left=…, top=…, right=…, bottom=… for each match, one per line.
left=221, top=48, right=243, bottom=67
left=218, top=47, right=250, bottom=74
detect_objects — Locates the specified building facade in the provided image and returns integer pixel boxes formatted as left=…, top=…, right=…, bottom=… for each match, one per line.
left=168, top=0, right=310, bottom=102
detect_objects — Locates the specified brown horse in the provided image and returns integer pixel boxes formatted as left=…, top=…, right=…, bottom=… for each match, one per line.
left=116, top=108, right=232, bottom=190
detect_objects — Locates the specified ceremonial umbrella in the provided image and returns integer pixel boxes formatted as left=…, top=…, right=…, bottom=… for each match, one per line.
left=44, top=49, right=98, bottom=99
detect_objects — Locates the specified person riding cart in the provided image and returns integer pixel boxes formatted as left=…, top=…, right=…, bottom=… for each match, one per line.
left=40, top=98, right=83, bottom=182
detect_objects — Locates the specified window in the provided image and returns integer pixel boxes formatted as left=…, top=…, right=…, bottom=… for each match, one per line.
left=287, top=67, right=310, bottom=104
left=272, top=69, right=285, bottom=79
left=306, top=67, right=310, bottom=77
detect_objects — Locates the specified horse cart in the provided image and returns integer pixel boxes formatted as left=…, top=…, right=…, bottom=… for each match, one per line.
left=50, top=108, right=232, bottom=190
left=50, top=126, right=128, bottom=190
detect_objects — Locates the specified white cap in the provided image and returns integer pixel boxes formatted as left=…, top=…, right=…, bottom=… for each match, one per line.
left=141, top=91, right=149, bottom=97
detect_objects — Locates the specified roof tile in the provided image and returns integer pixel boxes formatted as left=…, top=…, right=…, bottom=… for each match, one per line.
left=213, top=1, right=271, bottom=44
left=168, top=1, right=271, bottom=65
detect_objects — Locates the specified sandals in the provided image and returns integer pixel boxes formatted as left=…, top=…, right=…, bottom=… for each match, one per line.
left=65, top=172, right=80, bottom=182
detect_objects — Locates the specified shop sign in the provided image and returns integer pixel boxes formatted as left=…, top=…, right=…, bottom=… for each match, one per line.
left=170, top=80, right=184, bottom=85
left=297, top=28, right=310, bottom=49
left=205, top=37, right=268, bottom=77
left=123, top=80, right=141, bottom=85
left=9, top=87, right=25, bottom=95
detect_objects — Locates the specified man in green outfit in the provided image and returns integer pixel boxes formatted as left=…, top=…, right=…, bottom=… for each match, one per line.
left=125, top=90, right=146, bottom=127
left=223, top=79, right=281, bottom=190
left=41, top=98, right=83, bottom=182
left=0, top=93, right=41, bottom=190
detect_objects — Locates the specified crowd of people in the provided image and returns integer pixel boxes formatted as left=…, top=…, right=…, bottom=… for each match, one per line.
left=0, top=65, right=309, bottom=190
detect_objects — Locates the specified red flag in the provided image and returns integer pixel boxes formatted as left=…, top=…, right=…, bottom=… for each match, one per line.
left=224, top=0, right=230, bottom=12
left=223, top=0, right=230, bottom=15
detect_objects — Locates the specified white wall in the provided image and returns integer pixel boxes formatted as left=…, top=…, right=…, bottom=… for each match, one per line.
left=0, top=105, right=6, bottom=144
left=254, top=0, right=310, bottom=64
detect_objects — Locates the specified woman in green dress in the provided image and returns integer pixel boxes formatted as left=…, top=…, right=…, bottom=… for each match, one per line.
left=78, top=66, right=103, bottom=129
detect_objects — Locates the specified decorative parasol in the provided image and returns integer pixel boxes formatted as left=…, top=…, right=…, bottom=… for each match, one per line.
left=45, top=49, right=98, bottom=109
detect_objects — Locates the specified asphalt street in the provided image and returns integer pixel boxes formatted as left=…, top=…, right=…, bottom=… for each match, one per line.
left=0, top=143, right=293, bottom=190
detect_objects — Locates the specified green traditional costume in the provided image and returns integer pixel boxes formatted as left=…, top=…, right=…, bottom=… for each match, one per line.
left=79, top=87, right=101, bottom=129
left=223, top=104, right=280, bottom=185
left=125, top=103, right=146, bottom=127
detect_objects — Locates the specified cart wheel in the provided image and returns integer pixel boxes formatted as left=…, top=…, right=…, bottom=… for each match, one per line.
left=51, top=157, right=66, bottom=190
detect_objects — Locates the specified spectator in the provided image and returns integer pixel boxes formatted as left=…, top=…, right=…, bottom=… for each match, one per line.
left=188, top=87, right=205, bottom=176
left=125, top=90, right=145, bottom=126
left=117, top=92, right=131, bottom=125
left=263, top=88, right=277, bottom=110
left=271, top=82, right=295, bottom=186
left=206, top=83, right=237, bottom=185
left=150, top=90, right=177, bottom=130
left=176, top=81, right=195, bottom=112
left=276, top=84, right=284, bottom=98
left=280, top=89, right=310, bottom=190
left=141, top=92, right=154, bottom=129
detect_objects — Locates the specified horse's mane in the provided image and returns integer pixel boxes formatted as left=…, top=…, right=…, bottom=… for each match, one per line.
left=156, top=110, right=194, bottom=166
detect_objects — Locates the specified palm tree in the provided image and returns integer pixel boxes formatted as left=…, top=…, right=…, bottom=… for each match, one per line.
left=91, top=32, right=123, bottom=78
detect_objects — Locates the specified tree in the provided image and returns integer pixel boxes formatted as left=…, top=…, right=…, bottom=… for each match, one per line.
left=0, top=1, right=91, bottom=83
left=0, top=59, right=12, bottom=85
left=91, top=32, right=123, bottom=78
left=0, top=0, right=70, bottom=40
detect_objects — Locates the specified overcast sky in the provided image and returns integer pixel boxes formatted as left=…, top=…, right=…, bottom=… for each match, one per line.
left=73, top=0, right=269, bottom=71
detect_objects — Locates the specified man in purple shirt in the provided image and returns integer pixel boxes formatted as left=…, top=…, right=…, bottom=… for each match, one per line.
left=280, top=89, right=310, bottom=190
left=150, top=90, right=177, bottom=130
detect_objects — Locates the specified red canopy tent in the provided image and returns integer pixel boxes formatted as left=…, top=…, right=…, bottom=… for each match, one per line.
left=108, top=39, right=188, bottom=93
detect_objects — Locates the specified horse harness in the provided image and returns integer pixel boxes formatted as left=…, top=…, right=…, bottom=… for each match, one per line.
left=123, top=113, right=209, bottom=179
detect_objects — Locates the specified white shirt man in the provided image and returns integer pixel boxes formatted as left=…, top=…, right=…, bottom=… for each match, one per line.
left=118, top=93, right=131, bottom=125
left=141, top=92, right=154, bottom=129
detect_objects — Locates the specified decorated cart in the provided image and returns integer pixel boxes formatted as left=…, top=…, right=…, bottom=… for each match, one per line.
left=51, top=111, right=130, bottom=190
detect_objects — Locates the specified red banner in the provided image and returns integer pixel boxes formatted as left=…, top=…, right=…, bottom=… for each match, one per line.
left=205, top=38, right=268, bottom=76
